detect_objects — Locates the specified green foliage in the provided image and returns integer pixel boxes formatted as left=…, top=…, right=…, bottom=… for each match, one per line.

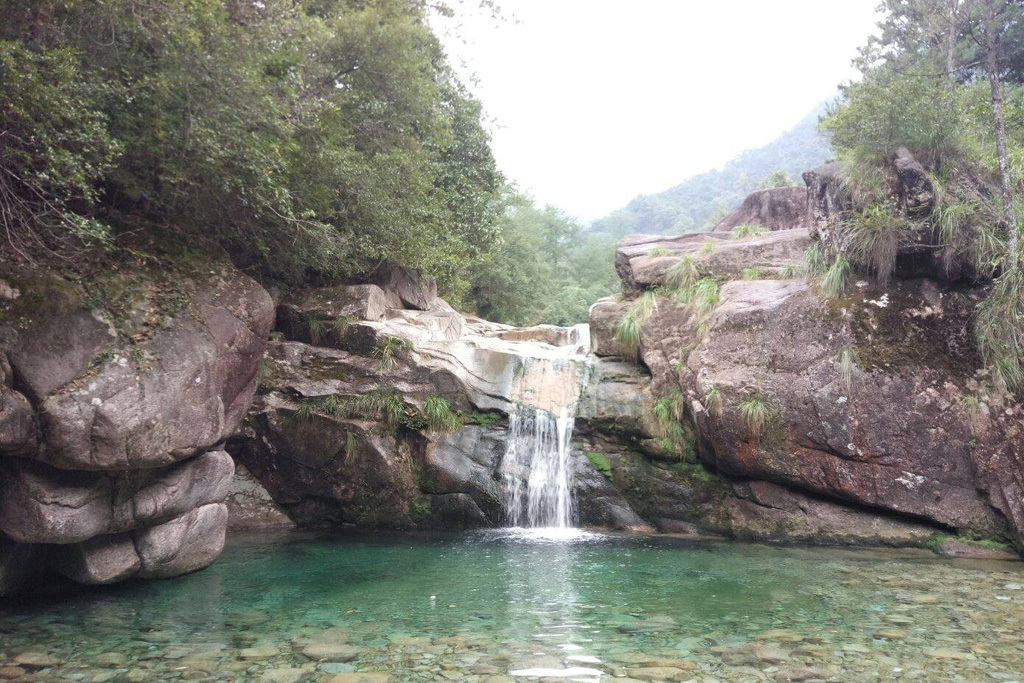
left=647, top=247, right=673, bottom=257
left=843, top=203, right=914, bottom=286
left=0, top=40, right=119, bottom=257
left=466, top=411, right=502, bottom=428
left=467, top=193, right=619, bottom=325
left=665, top=256, right=699, bottom=291
left=759, top=169, right=797, bottom=189
left=0, top=1, right=502, bottom=293
left=820, top=256, right=851, bottom=299
left=374, top=336, right=412, bottom=373
left=294, top=389, right=405, bottom=431
left=976, top=268, right=1024, bottom=393
left=741, top=267, right=763, bottom=280
left=801, top=243, right=829, bottom=278
left=585, top=452, right=613, bottom=479
left=737, top=393, right=777, bottom=438
left=677, top=277, right=720, bottom=314
left=700, top=241, right=715, bottom=255
left=422, top=395, right=462, bottom=433
left=732, top=223, right=768, bottom=239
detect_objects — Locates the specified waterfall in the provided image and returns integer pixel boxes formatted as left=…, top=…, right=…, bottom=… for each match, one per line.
left=501, top=406, right=577, bottom=528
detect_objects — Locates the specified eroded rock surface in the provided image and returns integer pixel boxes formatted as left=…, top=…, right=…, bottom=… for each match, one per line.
left=597, top=175, right=1024, bottom=551
left=0, top=263, right=274, bottom=594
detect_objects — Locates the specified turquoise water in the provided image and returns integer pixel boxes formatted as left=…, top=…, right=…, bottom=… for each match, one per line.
left=3, top=530, right=1024, bottom=682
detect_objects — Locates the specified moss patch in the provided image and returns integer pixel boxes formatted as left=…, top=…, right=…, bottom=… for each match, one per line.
left=585, top=452, right=612, bottom=479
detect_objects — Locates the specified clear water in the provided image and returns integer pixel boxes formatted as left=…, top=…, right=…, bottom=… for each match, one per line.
left=500, top=408, right=576, bottom=528
left=3, top=531, right=1024, bottom=682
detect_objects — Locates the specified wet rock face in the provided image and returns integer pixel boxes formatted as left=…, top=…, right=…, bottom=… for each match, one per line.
left=0, top=264, right=274, bottom=594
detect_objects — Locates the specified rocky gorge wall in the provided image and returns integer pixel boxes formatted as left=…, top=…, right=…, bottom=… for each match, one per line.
left=3, top=150, right=1023, bottom=597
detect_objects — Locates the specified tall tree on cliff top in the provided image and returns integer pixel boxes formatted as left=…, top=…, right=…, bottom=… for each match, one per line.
left=872, top=0, right=1024, bottom=265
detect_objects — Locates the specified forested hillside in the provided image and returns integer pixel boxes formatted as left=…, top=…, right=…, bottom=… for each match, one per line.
left=591, top=105, right=833, bottom=237
left=0, top=0, right=615, bottom=325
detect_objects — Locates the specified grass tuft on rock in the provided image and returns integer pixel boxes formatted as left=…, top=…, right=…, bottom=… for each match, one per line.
left=665, top=255, right=699, bottom=292
left=737, top=392, right=777, bottom=438
left=704, top=384, right=723, bottom=417
left=732, top=223, right=768, bottom=239
left=374, top=335, right=412, bottom=372
left=820, top=256, right=851, bottom=299
left=423, top=394, right=462, bottom=433
left=976, top=268, right=1024, bottom=393
left=838, top=347, right=859, bottom=394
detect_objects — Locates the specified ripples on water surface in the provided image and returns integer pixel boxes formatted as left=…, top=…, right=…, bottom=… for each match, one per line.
left=3, top=530, right=1024, bottom=682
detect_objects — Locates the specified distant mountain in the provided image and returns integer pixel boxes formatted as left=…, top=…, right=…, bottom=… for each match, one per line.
left=590, top=104, right=832, bottom=237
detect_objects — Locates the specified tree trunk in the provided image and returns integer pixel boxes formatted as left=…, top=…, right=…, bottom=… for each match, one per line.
left=986, top=23, right=1019, bottom=268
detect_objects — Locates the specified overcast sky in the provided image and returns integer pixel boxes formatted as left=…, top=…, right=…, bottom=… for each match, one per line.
left=434, top=1, right=883, bottom=221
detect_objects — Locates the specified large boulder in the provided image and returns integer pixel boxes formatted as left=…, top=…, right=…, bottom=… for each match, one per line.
left=683, top=277, right=1011, bottom=538
left=712, top=186, right=810, bottom=233
left=0, top=262, right=274, bottom=594
left=0, top=265, right=274, bottom=471
left=366, top=263, right=440, bottom=311
left=615, top=230, right=811, bottom=295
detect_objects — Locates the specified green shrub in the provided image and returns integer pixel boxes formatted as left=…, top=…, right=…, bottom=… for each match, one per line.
left=778, top=264, right=799, bottom=279
left=741, top=267, right=763, bottom=280
left=647, top=247, right=673, bottom=257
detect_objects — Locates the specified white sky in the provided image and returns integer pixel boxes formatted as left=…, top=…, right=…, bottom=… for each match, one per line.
left=435, top=1, right=883, bottom=221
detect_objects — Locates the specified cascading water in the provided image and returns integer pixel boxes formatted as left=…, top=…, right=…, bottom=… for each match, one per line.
left=501, top=406, right=576, bottom=528
left=499, top=348, right=590, bottom=529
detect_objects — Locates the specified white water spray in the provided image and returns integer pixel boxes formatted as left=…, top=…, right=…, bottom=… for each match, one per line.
left=501, top=407, right=577, bottom=528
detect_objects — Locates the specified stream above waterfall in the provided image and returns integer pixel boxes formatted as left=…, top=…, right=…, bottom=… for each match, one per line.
left=4, top=531, right=1024, bottom=682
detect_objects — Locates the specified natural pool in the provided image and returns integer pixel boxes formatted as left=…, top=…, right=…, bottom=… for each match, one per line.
left=2, top=531, right=1024, bottom=683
